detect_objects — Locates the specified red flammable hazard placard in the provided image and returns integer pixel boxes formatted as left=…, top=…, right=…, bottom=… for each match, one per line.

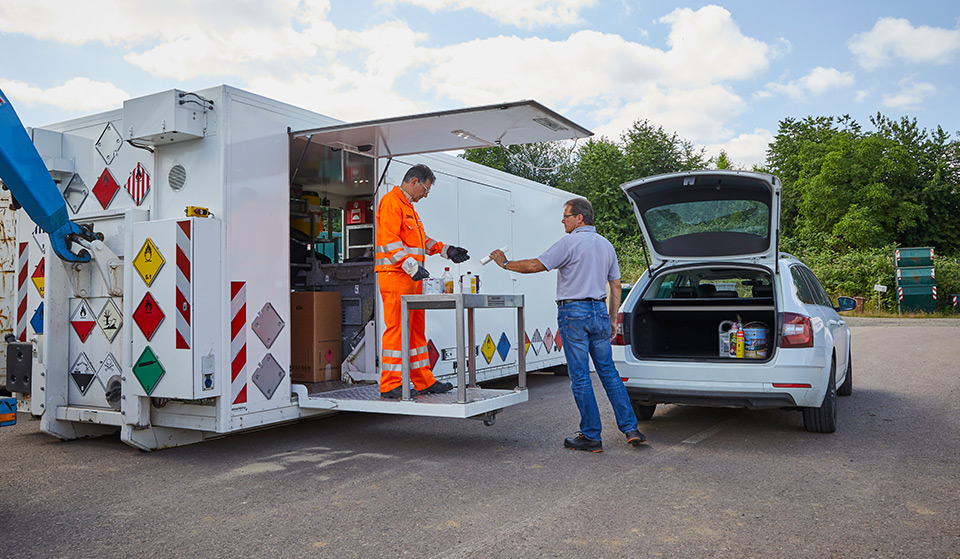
left=133, top=292, right=165, bottom=341
left=70, top=300, right=96, bottom=342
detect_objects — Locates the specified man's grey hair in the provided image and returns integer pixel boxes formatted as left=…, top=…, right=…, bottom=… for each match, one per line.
left=403, top=164, right=436, bottom=185
left=565, top=197, right=594, bottom=225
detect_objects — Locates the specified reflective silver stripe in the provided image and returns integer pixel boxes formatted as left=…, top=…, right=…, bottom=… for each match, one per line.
left=389, top=250, right=406, bottom=264
left=378, top=241, right=404, bottom=252
left=410, top=347, right=427, bottom=357
left=382, top=349, right=403, bottom=358
left=425, top=238, right=438, bottom=250
left=375, top=258, right=394, bottom=267
left=406, top=247, right=426, bottom=256
left=410, top=358, right=430, bottom=369
left=382, top=362, right=403, bottom=372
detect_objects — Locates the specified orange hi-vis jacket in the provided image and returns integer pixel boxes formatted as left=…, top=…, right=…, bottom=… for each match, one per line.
left=375, top=185, right=445, bottom=273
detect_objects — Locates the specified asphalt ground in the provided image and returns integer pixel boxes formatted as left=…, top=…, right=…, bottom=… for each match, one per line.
left=1, top=319, right=958, bottom=558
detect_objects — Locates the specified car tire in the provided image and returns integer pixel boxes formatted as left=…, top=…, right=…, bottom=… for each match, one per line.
left=802, top=358, right=837, bottom=433
left=631, top=401, right=657, bottom=421
left=837, top=351, right=852, bottom=397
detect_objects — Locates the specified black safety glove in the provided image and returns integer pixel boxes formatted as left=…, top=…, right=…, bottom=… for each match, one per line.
left=446, top=245, right=470, bottom=263
left=411, top=265, right=430, bottom=281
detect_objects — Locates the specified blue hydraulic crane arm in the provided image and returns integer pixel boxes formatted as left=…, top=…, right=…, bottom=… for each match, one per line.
left=0, top=87, right=94, bottom=263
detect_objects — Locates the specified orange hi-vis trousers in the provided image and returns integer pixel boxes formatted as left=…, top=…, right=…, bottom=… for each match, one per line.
left=378, top=271, right=437, bottom=392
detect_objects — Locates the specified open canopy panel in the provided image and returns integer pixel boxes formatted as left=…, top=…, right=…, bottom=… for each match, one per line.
left=291, top=100, right=593, bottom=159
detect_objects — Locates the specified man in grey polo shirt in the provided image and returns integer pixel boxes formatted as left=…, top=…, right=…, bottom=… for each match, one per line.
left=489, top=197, right=645, bottom=452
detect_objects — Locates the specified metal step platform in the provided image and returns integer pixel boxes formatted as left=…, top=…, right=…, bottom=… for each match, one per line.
left=292, top=383, right=526, bottom=419
left=293, top=293, right=528, bottom=422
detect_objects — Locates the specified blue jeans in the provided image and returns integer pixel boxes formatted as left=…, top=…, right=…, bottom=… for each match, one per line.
left=558, top=300, right=638, bottom=441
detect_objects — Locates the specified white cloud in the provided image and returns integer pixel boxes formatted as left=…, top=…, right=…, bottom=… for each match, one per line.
left=658, top=5, right=772, bottom=83
left=854, top=89, right=870, bottom=103
left=0, top=78, right=129, bottom=112
left=849, top=17, right=960, bottom=69
left=756, top=66, right=854, bottom=101
left=378, top=0, right=596, bottom=27
left=703, top=128, right=774, bottom=169
left=880, top=79, right=937, bottom=110
left=0, top=1, right=779, bottom=166
left=593, top=84, right=746, bottom=144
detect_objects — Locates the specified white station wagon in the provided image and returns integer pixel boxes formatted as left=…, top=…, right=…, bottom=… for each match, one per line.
left=612, top=170, right=855, bottom=433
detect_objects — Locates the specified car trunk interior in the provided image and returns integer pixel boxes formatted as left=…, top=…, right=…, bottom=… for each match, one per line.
left=628, top=265, right=777, bottom=362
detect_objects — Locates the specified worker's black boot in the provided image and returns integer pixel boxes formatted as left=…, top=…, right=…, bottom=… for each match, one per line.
left=420, top=381, right=453, bottom=394
left=380, top=386, right=418, bottom=399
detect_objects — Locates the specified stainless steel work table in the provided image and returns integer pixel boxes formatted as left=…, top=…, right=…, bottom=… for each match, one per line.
left=400, top=293, right=526, bottom=402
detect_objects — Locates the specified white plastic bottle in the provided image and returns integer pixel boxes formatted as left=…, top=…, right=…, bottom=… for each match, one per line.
left=442, top=267, right=454, bottom=294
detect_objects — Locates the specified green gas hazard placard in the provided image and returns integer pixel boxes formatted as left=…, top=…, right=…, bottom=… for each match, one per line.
left=133, top=346, right=165, bottom=395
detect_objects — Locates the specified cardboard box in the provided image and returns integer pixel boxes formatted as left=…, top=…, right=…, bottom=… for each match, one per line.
left=291, top=292, right=342, bottom=382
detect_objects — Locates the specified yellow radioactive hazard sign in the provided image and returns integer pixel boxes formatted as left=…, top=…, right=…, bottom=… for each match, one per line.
left=133, top=238, right=165, bottom=287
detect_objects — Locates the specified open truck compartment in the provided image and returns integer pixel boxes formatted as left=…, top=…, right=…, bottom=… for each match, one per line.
left=629, top=266, right=777, bottom=361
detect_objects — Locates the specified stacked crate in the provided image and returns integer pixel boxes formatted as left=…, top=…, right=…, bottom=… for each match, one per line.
left=895, top=247, right=937, bottom=313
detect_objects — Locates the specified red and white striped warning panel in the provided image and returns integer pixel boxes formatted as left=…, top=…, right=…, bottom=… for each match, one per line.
left=897, top=287, right=903, bottom=301
left=932, top=286, right=937, bottom=300
left=126, top=162, right=151, bottom=205
left=175, top=220, right=191, bottom=349
left=16, top=242, right=28, bottom=341
left=231, top=281, right=248, bottom=405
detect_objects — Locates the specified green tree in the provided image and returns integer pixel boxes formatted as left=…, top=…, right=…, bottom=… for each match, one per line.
left=459, top=142, right=575, bottom=189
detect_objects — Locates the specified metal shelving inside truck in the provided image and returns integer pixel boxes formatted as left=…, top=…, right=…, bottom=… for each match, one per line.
left=1, top=85, right=591, bottom=449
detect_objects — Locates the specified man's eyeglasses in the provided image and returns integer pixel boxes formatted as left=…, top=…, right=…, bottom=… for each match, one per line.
left=563, top=214, right=576, bottom=219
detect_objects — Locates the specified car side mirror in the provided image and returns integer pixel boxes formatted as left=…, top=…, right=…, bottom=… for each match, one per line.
left=835, top=296, right=857, bottom=312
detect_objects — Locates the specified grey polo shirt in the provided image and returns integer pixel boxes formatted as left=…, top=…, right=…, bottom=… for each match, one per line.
left=536, top=225, right=621, bottom=301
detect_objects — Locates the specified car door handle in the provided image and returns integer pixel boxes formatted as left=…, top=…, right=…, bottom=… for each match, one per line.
left=828, top=320, right=841, bottom=326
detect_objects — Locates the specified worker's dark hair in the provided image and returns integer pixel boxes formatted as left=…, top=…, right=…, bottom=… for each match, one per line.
left=402, top=164, right=436, bottom=185
left=565, top=197, right=594, bottom=225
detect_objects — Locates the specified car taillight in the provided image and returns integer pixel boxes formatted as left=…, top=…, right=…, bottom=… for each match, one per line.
left=611, top=312, right=626, bottom=345
left=780, top=312, right=813, bottom=348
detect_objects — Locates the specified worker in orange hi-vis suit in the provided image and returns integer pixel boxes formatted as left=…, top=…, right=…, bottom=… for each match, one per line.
left=375, top=164, right=470, bottom=399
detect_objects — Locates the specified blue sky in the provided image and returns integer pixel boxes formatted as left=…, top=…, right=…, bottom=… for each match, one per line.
left=1, top=1, right=958, bottom=167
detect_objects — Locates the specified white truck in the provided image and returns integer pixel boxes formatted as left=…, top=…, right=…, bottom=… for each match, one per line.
left=0, top=85, right=591, bottom=449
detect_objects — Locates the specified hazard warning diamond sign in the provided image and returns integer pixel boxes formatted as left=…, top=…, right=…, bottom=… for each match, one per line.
left=133, top=346, right=165, bottom=395
left=96, top=353, right=122, bottom=389
left=70, top=352, right=97, bottom=396
left=93, top=167, right=121, bottom=210
left=126, top=162, right=151, bottom=205
left=70, top=300, right=96, bottom=342
left=133, top=238, right=165, bottom=287
left=95, top=122, right=123, bottom=166
left=31, top=258, right=44, bottom=298
left=97, top=298, right=122, bottom=343
left=543, top=328, right=554, bottom=354
left=133, top=292, right=165, bottom=341
left=497, top=332, right=511, bottom=362
left=555, top=330, right=562, bottom=352
left=531, top=329, right=543, bottom=356
left=481, top=333, right=496, bottom=365
left=426, top=339, right=440, bottom=369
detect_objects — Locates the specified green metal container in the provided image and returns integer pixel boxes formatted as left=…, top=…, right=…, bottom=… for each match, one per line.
left=897, top=284, right=937, bottom=313
left=895, top=247, right=934, bottom=268
left=895, top=266, right=935, bottom=286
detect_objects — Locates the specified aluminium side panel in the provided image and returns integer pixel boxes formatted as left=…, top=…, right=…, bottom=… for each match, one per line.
left=219, top=88, right=341, bottom=430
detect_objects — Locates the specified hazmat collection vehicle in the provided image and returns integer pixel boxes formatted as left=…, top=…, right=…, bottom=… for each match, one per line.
left=0, top=85, right=592, bottom=450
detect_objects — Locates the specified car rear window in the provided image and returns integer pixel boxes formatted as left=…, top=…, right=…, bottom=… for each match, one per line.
left=643, top=200, right=769, bottom=242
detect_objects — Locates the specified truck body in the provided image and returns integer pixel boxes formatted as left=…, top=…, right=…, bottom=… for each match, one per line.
left=3, top=85, right=590, bottom=449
